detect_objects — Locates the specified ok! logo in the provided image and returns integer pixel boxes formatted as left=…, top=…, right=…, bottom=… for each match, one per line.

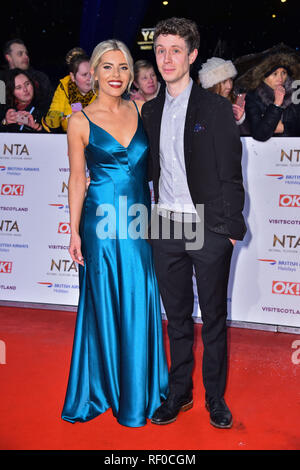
left=0, top=184, right=24, bottom=196
left=272, top=280, right=300, bottom=296
left=58, top=222, right=71, bottom=234
left=279, top=194, right=300, bottom=207
left=0, top=261, right=13, bottom=273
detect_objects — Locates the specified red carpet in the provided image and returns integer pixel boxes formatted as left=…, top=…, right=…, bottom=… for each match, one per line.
left=0, top=305, right=299, bottom=451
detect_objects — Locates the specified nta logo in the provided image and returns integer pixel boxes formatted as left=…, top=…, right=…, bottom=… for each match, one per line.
left=0, top=184, right=24, bottom=196
left=273, top=234, right=300, bottom=249
left=280, top=149, right=300, bottom=162
left=50, top=259, right=77, bottom=272
left=3, top=143, right=29, bottom=155
left=272, top=280, right=300, bottom=296
left=279, top=194, right=300, bottom=207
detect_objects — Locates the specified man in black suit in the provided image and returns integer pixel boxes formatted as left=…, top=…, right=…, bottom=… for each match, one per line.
left=142, top=17, right=247, bottom=429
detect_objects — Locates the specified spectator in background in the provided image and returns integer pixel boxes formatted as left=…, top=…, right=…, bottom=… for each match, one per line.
left=2, top=38, right=53, bottom=110
left=0, top=68, right=47, bottom=132
left=42, top=47, right=95, bottom=133
left=130, top=60, right=160, bottom=102
left=198, top=57, right=248, bottom=134
left=242, top=53, right=300, bottom=141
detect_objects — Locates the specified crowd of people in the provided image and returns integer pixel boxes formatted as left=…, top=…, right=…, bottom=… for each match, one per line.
left=1, top=37, right=300, bottom=139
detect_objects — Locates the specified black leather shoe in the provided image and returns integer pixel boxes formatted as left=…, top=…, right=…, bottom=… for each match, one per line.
left=205, top=397, right=232, bottom=429
left=151, top=392, right=193, bottom=425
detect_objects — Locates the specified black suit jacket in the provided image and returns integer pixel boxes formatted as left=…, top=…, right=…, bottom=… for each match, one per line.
left=141, top=81, right=247, bottom=241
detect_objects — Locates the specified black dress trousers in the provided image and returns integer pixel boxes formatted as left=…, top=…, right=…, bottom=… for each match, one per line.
left=151, top=216, right=233, bottom=400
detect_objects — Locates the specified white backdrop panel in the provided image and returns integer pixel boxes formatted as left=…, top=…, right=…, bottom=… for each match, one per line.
left=0, top=134, right=299, bottom=327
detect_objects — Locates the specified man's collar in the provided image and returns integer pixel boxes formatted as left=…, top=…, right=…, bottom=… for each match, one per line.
left=165, top=78, right=193, bottom=105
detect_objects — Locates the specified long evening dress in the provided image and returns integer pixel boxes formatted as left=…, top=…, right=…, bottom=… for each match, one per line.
left=61, top=103, right=168, bottom=427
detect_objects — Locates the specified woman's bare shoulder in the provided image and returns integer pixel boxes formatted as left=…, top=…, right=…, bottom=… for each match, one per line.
left=67, top=111, right=90, bottom=147
left=68, top=110, right=85, bottom=124
left=132, top=99, right=145, bottom=114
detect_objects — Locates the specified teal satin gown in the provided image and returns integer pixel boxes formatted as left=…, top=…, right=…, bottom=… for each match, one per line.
left=61, top=103, right=168, bottom=427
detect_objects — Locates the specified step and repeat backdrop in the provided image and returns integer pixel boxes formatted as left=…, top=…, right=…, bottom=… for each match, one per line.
left=0, top=134, right=299, bottom=328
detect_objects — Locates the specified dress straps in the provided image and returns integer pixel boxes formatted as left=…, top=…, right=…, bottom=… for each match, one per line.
left=81, top=109, right=91, bottom=122
left=132, top=100, right=140, bottom=117
left=82, top=103, right=139, bottom=119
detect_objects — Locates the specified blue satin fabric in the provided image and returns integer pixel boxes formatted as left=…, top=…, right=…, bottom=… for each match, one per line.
left=61, top=104, right=168, bottom=427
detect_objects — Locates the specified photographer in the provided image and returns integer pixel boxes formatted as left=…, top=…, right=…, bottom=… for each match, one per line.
left=0, top=68, right=47, bottom=132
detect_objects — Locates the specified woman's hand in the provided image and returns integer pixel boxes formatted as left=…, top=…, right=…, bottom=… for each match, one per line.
left=274, top=120, right=284, bottom=134
left=5, top=108, right=18, bottom=124
left=69, top=232, right=84, bottom=266
left=274, top=85, right=285, bottom=107
left=27, top=114, right=42, bottom=130
left=232, top=103, right=245, bottom=122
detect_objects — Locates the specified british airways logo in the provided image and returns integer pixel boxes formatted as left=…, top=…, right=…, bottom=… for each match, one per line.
left=266, top=174, right=300, bottom=185
left=266, top=174, right=284, bottom=180
left=258, top=259, right=276, bottom=265
left=49, top=204, right=64, bottom=209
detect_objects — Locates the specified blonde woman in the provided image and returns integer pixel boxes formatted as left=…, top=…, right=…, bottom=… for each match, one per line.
left=61, top=39, right=168, bottom=427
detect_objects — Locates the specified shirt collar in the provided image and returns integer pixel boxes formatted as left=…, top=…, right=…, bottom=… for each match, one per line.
left=165, top=78, right=193, bottom=107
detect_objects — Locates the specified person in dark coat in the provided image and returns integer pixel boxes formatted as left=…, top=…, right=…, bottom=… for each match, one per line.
left=243, top=52, right=300, bottom=141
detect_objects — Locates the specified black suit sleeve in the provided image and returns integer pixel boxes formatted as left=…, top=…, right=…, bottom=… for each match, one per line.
left=245, top=92, right=282, bottom=142
left=213, top=99, right=246, bottom=240
left=141, top=104, right=153, bottom=182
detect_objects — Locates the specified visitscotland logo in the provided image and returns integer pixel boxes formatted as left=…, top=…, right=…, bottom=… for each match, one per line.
left=272, top=280, right=300, bottom=296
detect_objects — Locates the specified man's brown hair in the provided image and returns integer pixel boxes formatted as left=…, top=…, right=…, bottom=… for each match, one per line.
left=153, top=17, right=200, bottom=53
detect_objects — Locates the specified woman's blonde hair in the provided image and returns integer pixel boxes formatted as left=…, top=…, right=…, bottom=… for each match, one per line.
left=90, top=39, right=134, bottom=94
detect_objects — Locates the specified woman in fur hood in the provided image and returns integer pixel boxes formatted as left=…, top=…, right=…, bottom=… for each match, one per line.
left=241, top=52, right=300, bottom=141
